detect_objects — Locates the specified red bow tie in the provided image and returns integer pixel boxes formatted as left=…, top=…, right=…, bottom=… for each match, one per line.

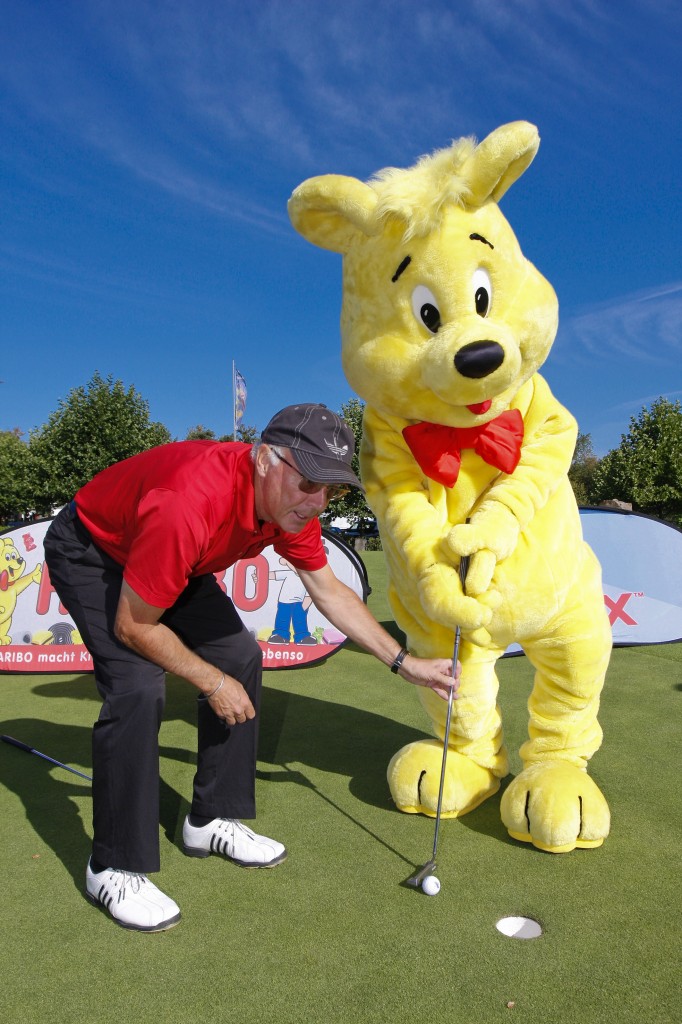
left=402, top=409, right=524, bottom=487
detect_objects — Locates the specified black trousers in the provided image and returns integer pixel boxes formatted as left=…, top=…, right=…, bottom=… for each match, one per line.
left=44, top=503, right=263, bottom=873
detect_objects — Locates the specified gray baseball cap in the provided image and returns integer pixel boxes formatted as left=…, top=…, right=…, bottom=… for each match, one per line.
left=261, top=403, right=364, bottom=490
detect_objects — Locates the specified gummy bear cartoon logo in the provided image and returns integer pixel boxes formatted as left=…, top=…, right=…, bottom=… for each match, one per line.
left=0, top=536, right=43, bottom=645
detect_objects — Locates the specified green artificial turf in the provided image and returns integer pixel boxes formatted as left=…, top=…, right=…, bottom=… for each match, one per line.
left=1, top=550, right=679, bottom=1023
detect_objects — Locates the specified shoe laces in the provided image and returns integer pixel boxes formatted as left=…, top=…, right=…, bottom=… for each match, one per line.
left=219, top=818, right=255, bottom=841
left=109, top=869, right=147, bottom=895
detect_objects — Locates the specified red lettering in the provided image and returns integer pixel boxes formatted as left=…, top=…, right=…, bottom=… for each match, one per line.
left=35, top=562, right=68, bottom=616
left=604, top=592, right=638, bottom=627
left=231, top=556, right=269, bottom=612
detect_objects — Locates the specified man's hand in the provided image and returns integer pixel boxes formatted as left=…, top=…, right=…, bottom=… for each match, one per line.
left=398, top=655, right=461, bottom=701
left=205, top=674, right=256, bottom=726
left=297, top=564, right=465, bottom=701
left=115, top=581, right=255, bottom=722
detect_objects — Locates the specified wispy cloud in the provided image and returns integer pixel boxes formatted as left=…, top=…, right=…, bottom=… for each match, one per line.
left=608, top=390, right=682, bottom=414
left=555, top=282, right=682, bottom=366
left=0, top=6, right=678, bottom=246
left=2, top=0, right=680, bottom=219
left=0, top=241, right=200, bottom=310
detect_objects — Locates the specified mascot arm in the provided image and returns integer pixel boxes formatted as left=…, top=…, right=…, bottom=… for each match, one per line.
left=361, top=409, right=496, bottom=634
left=447, top=378, right=578, bottom=595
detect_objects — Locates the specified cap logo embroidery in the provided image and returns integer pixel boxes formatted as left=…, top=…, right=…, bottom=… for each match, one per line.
left=325, top=439, right=348, bottom=457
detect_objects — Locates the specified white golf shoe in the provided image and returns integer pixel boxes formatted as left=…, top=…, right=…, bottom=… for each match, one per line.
left=182, top=816, right=287, bottom=867
left=85, top=860, right=181, bottom=932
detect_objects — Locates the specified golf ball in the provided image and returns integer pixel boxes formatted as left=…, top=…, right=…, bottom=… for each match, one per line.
left=422, top=875, right=441, bottom=896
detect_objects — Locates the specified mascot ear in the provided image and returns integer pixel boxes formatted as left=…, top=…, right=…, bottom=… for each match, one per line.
left=288, top=175, right=378, bottom=254
left=463, top=121, right=540, bottom=205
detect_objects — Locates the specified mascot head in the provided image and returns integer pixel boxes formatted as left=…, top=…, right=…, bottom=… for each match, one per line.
left=289, top=121, right=558, bottom=427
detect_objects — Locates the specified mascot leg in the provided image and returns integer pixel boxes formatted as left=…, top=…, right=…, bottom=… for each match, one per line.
left=387, top=640, right=508, bottom=817
left=500, top=572, right=612, bottom=853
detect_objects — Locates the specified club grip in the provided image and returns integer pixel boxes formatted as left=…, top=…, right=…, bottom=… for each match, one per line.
left=459, top=516, right=471, bottom=593
left=1, top=735, right=34, bottom=753
left=459, top=554, right=470, bottom=593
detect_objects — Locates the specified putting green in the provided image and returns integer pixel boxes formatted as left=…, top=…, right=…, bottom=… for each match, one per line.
left=0, top=552, right=678, bottom=1023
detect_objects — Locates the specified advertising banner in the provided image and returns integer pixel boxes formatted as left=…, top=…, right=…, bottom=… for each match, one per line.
left=578, top=507, right=682, bottom=645
left=2, top=507, right=680, bottom=673
left=0, top=519, right=368, bottom=673
left=502, top=507, right=682, bottom=653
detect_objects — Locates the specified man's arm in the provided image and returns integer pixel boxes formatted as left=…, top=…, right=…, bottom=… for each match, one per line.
left=297, top=564, right=458, bottom=700
left=115, top=581, right=255, bottom=726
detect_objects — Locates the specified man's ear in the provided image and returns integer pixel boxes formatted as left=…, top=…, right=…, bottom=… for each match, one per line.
left=254, top=445, right=270, bottom=479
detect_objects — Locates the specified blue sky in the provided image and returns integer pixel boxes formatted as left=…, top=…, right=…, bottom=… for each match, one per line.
left=2, top=0, right=680, bottom=456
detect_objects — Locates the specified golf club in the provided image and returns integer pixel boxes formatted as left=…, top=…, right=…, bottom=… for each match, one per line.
left=405, top=550, right=470, bottom=889
left=1, top=734, right=92, bottom=781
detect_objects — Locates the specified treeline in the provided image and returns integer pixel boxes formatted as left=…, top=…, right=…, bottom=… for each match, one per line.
left=0, top=372, right=256, bottom=522
left=2, top=373, right=681, bottom=529
left=568, top=397, right=682, bottom=527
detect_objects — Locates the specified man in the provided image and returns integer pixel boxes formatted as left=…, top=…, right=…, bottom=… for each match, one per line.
left=44, top=403, right=458, bottom=932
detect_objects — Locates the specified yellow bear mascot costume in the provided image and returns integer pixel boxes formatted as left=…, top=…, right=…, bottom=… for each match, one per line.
left=289, top=121, right=612, bottom=853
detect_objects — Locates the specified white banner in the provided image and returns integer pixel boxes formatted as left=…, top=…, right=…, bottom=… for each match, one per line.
left=3, top=507, right=679, bottom=673
left=579, top=507, right=682, bottom=645
left=0, top=519, right=368, bottom=673
left=503, top=507, right=682, bottom=654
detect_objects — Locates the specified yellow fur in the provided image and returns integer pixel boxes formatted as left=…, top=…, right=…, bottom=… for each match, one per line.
left=289, top=121, right=612, bottom=854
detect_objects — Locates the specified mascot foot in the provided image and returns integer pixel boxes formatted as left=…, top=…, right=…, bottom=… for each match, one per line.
left=387, top=739, right=500, bottom=818
left=500, top=761, right=610, bottom=853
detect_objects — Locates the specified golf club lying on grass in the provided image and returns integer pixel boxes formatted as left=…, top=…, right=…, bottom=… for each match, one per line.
left=1, top=734, right=92, bottom=781
left=405, top=551, right=470, bottom=894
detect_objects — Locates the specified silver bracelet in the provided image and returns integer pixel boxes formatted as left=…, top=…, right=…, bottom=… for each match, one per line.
left=204, top=675, right=224, bottom=700
left=390, top=648, right=409, bottom=674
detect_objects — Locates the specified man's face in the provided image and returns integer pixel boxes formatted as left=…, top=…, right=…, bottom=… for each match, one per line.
left=255, top=446, right=332, bottom=533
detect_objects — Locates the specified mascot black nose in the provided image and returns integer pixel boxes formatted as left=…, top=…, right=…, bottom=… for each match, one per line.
left=454, top=341, right=505, bottom=379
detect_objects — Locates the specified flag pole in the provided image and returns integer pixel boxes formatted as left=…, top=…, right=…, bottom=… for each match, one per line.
left=232, top=360, right=236, bottom=440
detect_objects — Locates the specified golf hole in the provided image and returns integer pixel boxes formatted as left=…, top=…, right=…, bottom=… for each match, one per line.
left=496, top=916, right=543, bottom=940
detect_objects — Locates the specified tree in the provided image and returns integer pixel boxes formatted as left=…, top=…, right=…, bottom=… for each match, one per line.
left=28, top=372, right=171, bottom=513
left=568, top=432, right=600, bottom=506
left=591, top=397, right=682, bottom=526
left=185, top=424, right=259, bottom=443
left=222, top=424, right=259, bottom=444
left=321, top=397, right=376, bottom=527
left=0, top=429, right=31, bottom=522
left=185, top=424, right=217, bottom=440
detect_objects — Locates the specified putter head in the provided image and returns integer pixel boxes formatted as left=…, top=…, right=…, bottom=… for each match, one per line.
left=403, top=859, right=437, bottom=889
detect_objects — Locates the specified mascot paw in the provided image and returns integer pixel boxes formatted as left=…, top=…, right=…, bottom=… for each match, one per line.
left=417, top=564, right=494, bottom=633
left=461, top=549, right=497, bottom=596
left=448, top=504, right=520, bottom=563
left=500, top=762, right=610, bottom=853
left=387, top=739, right=500, bottom=817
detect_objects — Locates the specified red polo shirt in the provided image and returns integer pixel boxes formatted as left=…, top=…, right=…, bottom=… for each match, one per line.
left=74, top=441, right=326, bottom=608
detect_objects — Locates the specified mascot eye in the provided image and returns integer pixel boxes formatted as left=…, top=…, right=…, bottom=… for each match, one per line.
left=472, top=268, right=492, bottom=317
left=411, top=285, right=441, bottom=334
